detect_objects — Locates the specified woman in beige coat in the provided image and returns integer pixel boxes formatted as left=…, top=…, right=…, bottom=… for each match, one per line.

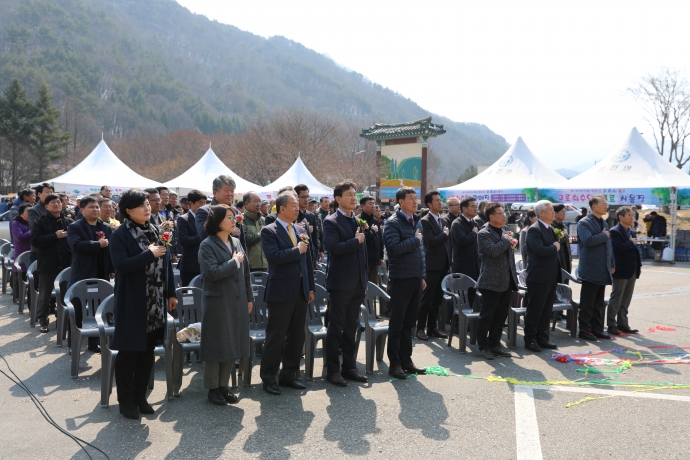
left=198, top=204, right=253, bottom=405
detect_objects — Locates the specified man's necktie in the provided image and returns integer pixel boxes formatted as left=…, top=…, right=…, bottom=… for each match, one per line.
left=287, top=224, right=297, bottom=247
left=409, top=217, right=415, bottom=228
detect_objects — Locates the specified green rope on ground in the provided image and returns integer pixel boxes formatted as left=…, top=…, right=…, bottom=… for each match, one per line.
left=425, top=366, right=452, bottom=376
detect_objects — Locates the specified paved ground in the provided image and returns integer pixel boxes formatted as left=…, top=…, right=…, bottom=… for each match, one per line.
left=1, top=261, right=690, bottom=459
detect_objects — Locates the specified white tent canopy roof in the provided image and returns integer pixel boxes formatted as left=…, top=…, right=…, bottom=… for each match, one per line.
left=557, top=127, right=690, bottom=188
left=164, top=147, right=261, bottom=196
left=440, top=137, right=566, bottom=192
left=34, top=139, right=159, bottom=195
left=258, top=156, right=333, bottom=198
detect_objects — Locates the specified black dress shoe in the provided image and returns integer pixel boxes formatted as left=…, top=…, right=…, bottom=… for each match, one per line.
left=208, top=388, right=227, bottom=405
left=608, top=326, right=621, bottom=336
left=525, top=342, right=542, bottom=352
left=578, top=330, right=597, bottom=341
left=341, top=368, right=368, bottom=382
left=135, top=397, right=155, bottom=414
left=415, top=330, right=429, bottom=341
left=279, top=379, right=307, bottom=390
left=263, top=381, right=281, bottom=395
left=490, top=345, right=512, bottom=357
left=39, top=319, right=49, bottom=333
left=401, top=362, right=426, bottom=375
left=480, top=348, right=494, bottom=360
left=594, top=330, right=611, bottom=340
left=327, top=372, right=347, bottom=387
left=389, top=366, right=407, bottom=379
left=536, top=341, right=558, bottom=349
left=427, top=328, right=448, bottom=339
left=87, top=344, right=101, bottom=354
left=619, top=325, right=639, bottom=334
left=219, top=387, right=239, bottom=404
left=119, top=402, right=140, bottom=419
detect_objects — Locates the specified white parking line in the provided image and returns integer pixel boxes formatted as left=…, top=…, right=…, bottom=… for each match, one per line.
left=528, top=384, right=690, bottom=402
left=513, top=386, right=543, bottom=460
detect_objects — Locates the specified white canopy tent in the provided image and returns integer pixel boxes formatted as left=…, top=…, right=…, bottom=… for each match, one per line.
left=258, top=156, right=333, bottom=199
left=439, top=137, right=566, bottom=203
left=164, top=147, right=261, bottom=197
left=34, top=139, right=159, bottom=197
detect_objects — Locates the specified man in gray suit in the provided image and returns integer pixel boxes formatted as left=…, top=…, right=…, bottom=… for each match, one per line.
left=475, top=203, right=518, bottom=359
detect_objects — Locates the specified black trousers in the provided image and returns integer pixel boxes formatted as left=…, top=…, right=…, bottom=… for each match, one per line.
left=387, top=277, right=422, bottom=367
left=180, top=270, right=199, bottom=288
left=326, top=285, right=366, bottom=374
left=115, top=327, right=163, bottom=403
left=417, top=269, right=447, bottom=331
left=259, top=296, right=308, bottom=383
left=37, top=269, right=59, bottom=323
left=477, top=288, right=512, bottom=349
left=524, top=281, right=556, bottom=343
left=579, top=280, right=606, bottom=333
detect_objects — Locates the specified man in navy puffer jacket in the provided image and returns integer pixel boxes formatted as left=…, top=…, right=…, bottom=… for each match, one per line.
left=383, top=186, right=427, bottom=379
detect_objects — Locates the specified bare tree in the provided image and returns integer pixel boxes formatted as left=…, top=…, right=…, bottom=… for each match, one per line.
left=628, top=68, right=690, bottom=170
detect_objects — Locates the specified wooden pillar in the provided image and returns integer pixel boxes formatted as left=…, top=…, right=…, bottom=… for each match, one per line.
left=421, top=136, right=428, bottom=198
left=375, top=140, right=382, bottom=204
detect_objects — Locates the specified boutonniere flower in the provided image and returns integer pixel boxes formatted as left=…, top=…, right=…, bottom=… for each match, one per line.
left=97, top=231, right=105, bottom=240
left=553, top=228, right=563, bottom=238
left=504, top=230, right=518, bottom=250
left=159, top=230, right=173, bottom=247
left=236, top=215, right=243, bottom=223
left=299, top=233, right=310, bottom=244
left=108, top=218, right=120, bottom=230
left=356, top=218, right=369, bottom=232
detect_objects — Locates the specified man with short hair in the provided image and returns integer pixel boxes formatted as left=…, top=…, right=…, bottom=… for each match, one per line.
left=98, top=198, right=115, bottom=222
left=179, top=197, right=189, bottom=214
left=552, top=203, right=572, bottom=282
left=417, top=190, right=450, bottom=340
left=242, top=191, right=268, bottom=272
left=607, top=206, right=641, bottom=336
left=260, top=200, right=269, bottom=217
left=100, top=185, right=112, bottom=199
left=31, top=194, right=73, bottom=333
left=264, top=186, right=295, bottom=226
left=195, top=176, right=246, bottom=250
left=359, top=196, right=383, bottom=287
left=450, top=197, right=480, bottom=290
left=475, top=202, right=517, bottom=359
left=59, top=193, right=76, bottom=220
left=144, top=188, right=164, bottom=226
left=576, top=207, right=587, bottom=222
left=169, top=191, right=182, bottom=213
left=384, top=186, right=427, bottom=379
left=523, top=200, right=561, bottom=351
left=577, top=195, right=615, bottom=341
left=177, top=190, right=206, bottom=286
left=318, top=196, right=329, bottom=222
left=474, top=199, right=489, bottom=227
left=260, top=192, right=314, bottom=395
left=28, top=183, right=54, bottom=264
left=156, top=186, right=178, bottom=222
left=648, top=211, right=667, bottom=251
left=443, top=197, right=461, bottom=228
left=294, top=184, right=322, bottom=267
left=323, top=181, right=369, bottom=386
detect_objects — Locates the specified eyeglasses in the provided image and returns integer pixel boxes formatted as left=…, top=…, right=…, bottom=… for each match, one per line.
left=149, top=198, right=161, bottom=202
left=227, top=217, right=238, bottom=223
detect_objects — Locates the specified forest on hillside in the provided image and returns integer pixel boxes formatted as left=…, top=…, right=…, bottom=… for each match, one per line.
left=0, top=0, right=509, bottom=191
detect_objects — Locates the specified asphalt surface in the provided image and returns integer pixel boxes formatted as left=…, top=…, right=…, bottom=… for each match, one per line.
left=1, top=260, right=690, bottom=459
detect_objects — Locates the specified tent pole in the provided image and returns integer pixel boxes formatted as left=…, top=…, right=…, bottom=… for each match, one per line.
left=670, top=187, right=677, bottom=263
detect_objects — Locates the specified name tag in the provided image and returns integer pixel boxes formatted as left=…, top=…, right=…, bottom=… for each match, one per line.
left=87, top=288, right=98, bottom=293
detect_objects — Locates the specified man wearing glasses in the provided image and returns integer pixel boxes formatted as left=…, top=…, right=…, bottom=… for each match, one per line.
left=450, top=197, right=481, bottom=309
left=576, top=195, right=615, bottom=341
left=443, top=197, right=461, bottom=228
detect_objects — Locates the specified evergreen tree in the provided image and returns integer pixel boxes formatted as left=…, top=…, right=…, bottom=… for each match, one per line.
left=32, top=83, right=70, bottom=181
left=457, top=165, right=478, bottom=184
left=0, top=78, right=35, bottom=191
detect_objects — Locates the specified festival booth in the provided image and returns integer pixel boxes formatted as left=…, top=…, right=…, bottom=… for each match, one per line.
left=439, top=137, right=566, bottom=203
left=257, top=156, right=333, bottom=200
left=34, top=139, right=159, bottom=198
left=164, top=146, right=261, bottom=197
left=539, top=128, right=690, bottom=262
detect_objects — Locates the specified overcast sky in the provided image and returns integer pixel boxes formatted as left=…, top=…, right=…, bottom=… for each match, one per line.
left=176, top=0, right=690, bottom=172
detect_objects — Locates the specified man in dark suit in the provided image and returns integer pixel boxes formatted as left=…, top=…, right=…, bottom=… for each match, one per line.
left=607, top=206, right=641, bottom=335
left=450, top=197, right=480, bottom=319
left=383, top=186, right=427, bottom=379
left=359, top=196, right=383, bottom=286
left=322, top=181, right=369, bottom=386
left=523, top=200, right=561, bottom=352
left=195, top=175, right=246, bottom=250
left=259, top=191, right=315, bottom=395
left=264, top=186, right=297, bottom=226
left=295, top=184, right=322, bottom=269
left=417, top=191, right=450, bottom=340
left=443, top=197, right=461, bottom=229
left=475, top=203, right=517, bottom=359
left=177, top=190, right=206, bottom=286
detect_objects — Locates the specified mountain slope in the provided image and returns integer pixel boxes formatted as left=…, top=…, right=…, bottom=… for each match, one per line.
left=0, top=0, right=509, bottom=182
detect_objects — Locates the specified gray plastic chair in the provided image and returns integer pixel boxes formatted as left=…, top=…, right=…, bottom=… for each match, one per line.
left=96, top=294, right=117, bottom=408
left=26, top=261, right=39, bottom=327
left=442, top=273, right=482, bottom=353
left=65, top=279, right=114, bottom=379
left=516, top=259, right=524, bottom=272
left=377, top=264, right=389, bottom=314
left=53, top=267, right=72, bottom=347
left=249, top=271, right=269, bottom=287
left=189, top=274, right=202, bottom=289
left=355, top=282, right=390, bottom=373
left=304, top=284, right=328, bottom=380
left=314, top=270, right=326, bottom=287
left=552, top=283, right=578, bottom=337
left=508, top=290, right=528, bottom=348
left=13, top=251, right=31, bottom=314
left=147, top=312, right=178, bottom=399
left=562, top=268, right=609, bottom=307
left=1, top=243, right=13, bottom=295
left=243, top=285, right=268, bottom=387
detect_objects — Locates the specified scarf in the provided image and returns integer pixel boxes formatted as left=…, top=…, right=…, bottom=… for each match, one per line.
left=124, top=218, right=166, bottom=332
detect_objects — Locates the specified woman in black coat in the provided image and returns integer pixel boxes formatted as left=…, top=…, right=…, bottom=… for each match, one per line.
left=109, top=189, right=177, bottom=420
